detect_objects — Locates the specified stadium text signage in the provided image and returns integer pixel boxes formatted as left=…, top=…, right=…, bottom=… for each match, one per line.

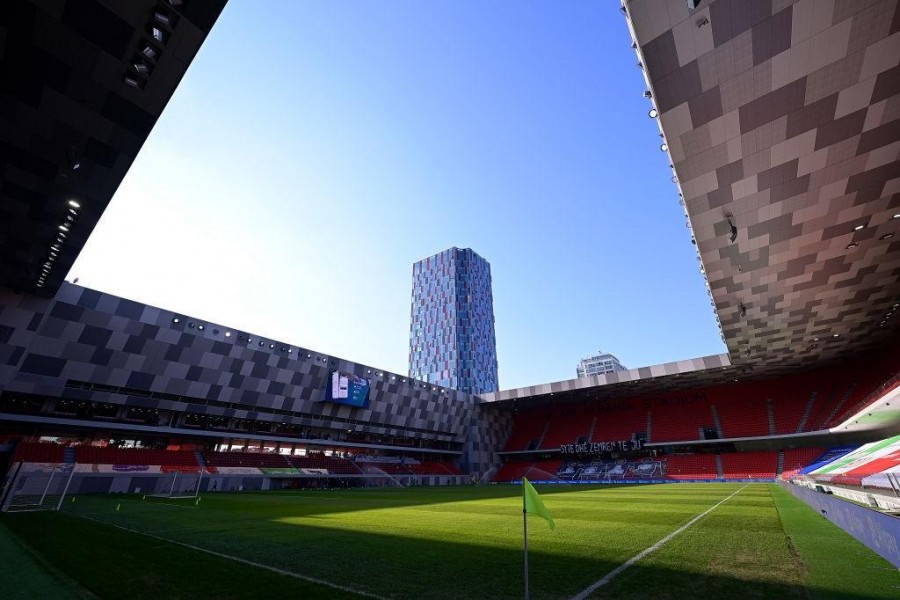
left=560, top=440, right=642, bottom=454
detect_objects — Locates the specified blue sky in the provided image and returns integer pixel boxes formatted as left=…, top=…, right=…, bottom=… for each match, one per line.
left=70, top=1, right=724, bottom=390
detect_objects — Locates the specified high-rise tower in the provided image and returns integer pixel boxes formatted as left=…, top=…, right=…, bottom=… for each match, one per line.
left=409, top=247, right=499, bottom=394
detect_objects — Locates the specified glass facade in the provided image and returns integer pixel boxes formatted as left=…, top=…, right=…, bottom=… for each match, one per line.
left=409, top=248, right=499, bottom=394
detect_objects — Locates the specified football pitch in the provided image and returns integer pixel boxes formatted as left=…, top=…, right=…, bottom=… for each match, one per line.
left=1, top=483, right=897, bottom=599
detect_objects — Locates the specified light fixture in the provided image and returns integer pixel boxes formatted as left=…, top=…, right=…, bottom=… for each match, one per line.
left=660, top=143, right=668, bottom=152
left=198, top=325, right=204, bottom=331
left=648, top=108, right=658, bottom=118
left=68, top=200, right=81, bottom=209
left=833, top=334, right=839, bottom=338
left=141, top=43, right=158, bottom=60
left=225, top=331, right=231, bottom=337
left=853, top=224, right=864, bottom=231
left=154, top=10, right=171, bottom=25
left=893, top=214, right=900, bottom=219
left=59, top=224, right=69, bottom=232
left=881, top=233, right=894, bottom=240
left=643, top=90, right=653, bottom=99
left=133, top=61, right=150, bottom=75
left=123, top=75, right=143, bottom=89
left=152, top=27, right=167, bottom=43
left=269, top=344, right=274, bottom=349
left=173, top=317, right=180, bottom=323
left=846, top=242, right=859, bottom=249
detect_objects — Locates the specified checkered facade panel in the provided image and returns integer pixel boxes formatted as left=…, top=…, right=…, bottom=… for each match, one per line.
left=479, top=354, right=731, bottom=402
left=409, top=248, right=499, bottom=394
left=460, top=403, right=514, bottom=477
left=0, top=283, right=488, bottom=445
left=0, top=0, right=226, bottom=293
left=627, top=0, right=900, bottom=371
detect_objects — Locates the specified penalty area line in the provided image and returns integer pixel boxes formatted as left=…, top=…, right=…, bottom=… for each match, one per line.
left=66, top=512, right=389, bottom=600
left=569, top=484, right=749, bottom=600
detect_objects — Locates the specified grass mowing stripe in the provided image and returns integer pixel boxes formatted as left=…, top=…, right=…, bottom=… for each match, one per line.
left=770, top=484, right=900, bottom=599
left=69, top=512, right=390, bottom=600
left=569, top=484, right=748, bottom=600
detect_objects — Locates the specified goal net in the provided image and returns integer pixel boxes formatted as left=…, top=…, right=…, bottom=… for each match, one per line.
left=1, top=462, right=75, bottom=513
left=146, top=470, right=205, bottom=499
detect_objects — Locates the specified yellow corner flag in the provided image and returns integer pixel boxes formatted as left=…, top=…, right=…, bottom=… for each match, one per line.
left=523, top=477, right=555, bottom=530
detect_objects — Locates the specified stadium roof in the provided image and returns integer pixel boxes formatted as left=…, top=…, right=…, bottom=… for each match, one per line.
left=625, top=0, right=900, bottom=375
left=0, top=0, right=226, bottom=295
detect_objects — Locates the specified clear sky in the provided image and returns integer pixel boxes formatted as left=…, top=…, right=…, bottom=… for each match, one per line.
left=70, top=1, right=725, bottom=390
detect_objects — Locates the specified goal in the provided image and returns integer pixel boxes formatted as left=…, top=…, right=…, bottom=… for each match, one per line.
left=1, top=462, right=75, bottom=513
left=147, top=470, right=205, bottom=499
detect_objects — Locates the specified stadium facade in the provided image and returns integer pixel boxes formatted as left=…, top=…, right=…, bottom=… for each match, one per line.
left=1, top=0, right=899, bottom=508
left=408, top=247, right=499, bottom=395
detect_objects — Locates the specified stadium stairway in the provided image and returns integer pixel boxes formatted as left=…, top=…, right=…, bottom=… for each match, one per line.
left=63, top=447, right=75, bottom=464
left=795, top=391, right=817, bottom=432
left=195, top=451, right=207, bottom=468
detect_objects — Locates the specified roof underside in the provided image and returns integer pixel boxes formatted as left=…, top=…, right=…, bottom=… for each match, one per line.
left=0, top=0, right=226, bottom=294
left=628, top=0, right=900, bottom=375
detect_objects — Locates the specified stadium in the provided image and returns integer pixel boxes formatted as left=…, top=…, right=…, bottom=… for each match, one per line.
left=1, top=0, right=899, bottom=598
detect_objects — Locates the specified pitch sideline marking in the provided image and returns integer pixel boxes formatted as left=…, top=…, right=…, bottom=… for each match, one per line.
left=569, top=484, right=749, bottom=600
left=68, top=513, right=389, bottom=600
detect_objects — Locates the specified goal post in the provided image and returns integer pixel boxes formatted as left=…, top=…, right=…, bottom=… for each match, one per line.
left=1, top=462, right=75, bottom=513
left=146, top=469, right=205, bottom=499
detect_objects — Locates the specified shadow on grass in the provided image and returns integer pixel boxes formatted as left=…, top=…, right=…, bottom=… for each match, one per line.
left=3, top=491, right=893, bottom=600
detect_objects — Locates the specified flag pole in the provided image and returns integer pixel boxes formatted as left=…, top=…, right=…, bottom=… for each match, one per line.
left=523, top=477, right=529, bottom=600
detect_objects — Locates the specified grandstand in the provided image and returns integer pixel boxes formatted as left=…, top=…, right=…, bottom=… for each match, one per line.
left=1, top=0, right=900, bottom=597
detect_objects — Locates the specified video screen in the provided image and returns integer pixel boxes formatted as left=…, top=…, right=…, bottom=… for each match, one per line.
left=323, top=370, right=371, bottom=408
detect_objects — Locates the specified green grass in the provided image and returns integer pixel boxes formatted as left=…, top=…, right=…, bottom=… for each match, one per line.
left=1, top=484, right=897, bottom=599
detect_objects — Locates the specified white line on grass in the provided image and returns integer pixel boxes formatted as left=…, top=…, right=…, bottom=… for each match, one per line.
left=68, top=513, right=389, bottom=600
left=569, top=485, right=748, bottom=600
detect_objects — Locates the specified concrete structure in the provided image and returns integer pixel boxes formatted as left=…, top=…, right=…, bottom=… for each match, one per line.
left=409, top=248, right=499, bottom=395
left=624, top=0, right=900, bottom=373
left=577, top=351, right=627, bottom=378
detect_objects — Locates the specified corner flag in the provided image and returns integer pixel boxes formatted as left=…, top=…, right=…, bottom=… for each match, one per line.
left=522, top=477, right=554, bottom=600
left=523, top=477, right=554, bottom=530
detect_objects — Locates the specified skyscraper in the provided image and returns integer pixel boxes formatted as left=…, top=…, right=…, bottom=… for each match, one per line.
left=409, top=247, right=499, bottom=394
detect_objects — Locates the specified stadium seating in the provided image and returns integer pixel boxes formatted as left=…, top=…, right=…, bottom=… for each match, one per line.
left=540, top=414, right=592, bottom=449
left=781, top=448, right=826, bottom=478
left=493, top=460, right=562, bottom=482
left=12, top=441, right=66, bottom=463
left=666, top=454, right=718, bottom=480
left=74, top=446, right=200, bottom=470
left=649, top=400, right=713, bottom=442
left=716, top=397, right=770, bottom=439
left=591, top=407, right=647, bottom=442
left=720, top=451, right=777, bottom=478
left=204, top=452, right=291, bottom=469
left=503, top=412, right=548, bottom=451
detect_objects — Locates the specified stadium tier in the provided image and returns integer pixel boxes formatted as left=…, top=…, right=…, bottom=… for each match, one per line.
left=11, top=442, right=66, bottom=464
